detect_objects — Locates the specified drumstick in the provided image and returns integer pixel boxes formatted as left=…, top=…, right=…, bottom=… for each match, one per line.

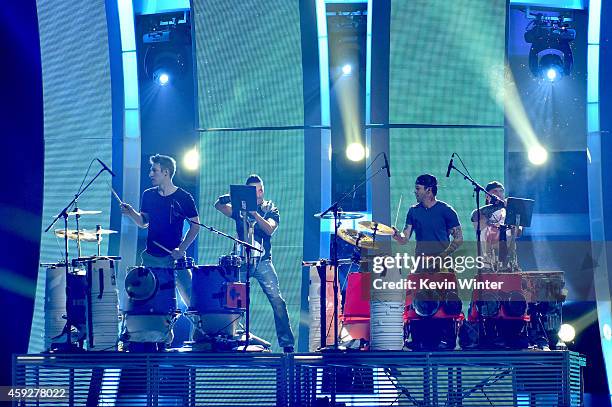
left=153, top=240, right=173, bottom=254
left=393, top=194, right=403, bottom=229
left=106, top=180, right=123, bottom=205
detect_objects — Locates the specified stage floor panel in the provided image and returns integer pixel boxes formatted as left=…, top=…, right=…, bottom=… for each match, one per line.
left=12, top=350, right=585, bottom=407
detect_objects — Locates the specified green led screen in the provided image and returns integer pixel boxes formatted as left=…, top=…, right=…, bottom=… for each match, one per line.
left=193, top=0, right=304, bottom=129
left=193, top=0, right=304, bottom=351
left=389, top=0, right=506, bottom=126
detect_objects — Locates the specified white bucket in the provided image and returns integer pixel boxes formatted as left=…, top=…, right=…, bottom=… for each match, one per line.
left=370, top=301, right=404, bottom=350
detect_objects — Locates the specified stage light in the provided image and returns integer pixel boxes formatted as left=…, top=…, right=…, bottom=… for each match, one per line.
left=528, top=145, right=548, bottom=165
left=144, top=46, right=186, bottom=86
left=603, top=323, right=612, bottom=341
left=524, top=13, right=575, bottom=81
left=183, top=148, right=199, bottom=171
left=558, top=323, right=576, bottom=342
left=546, top=66, right=559, bottom=82
left=346, top=142, right=365, bottom=162
left=155, top=71, right=170, bottom=86
left=342, top=64, right=352, bottom=75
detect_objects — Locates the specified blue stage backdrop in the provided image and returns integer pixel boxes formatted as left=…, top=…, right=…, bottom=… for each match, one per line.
left=30, top=0, right=114, bottom=352
left=192, top=0, right=305, bottom=351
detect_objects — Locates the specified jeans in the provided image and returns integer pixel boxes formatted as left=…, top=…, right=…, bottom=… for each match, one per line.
left=141, top=250, right=192, bottom=308
left=241, top=259, right=295, bottom=348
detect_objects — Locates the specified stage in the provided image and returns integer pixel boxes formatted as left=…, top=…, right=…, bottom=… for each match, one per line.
left=12, top=350, right=585, bottom=406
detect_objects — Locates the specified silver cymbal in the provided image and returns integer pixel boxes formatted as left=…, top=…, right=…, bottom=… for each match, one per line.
left=54, top=229, right=98, bottom=242
left=82, top=228, right=118, bottom=235
left=66, top=209, right=102, bottom=216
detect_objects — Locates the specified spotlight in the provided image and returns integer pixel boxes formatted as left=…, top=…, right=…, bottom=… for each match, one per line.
left=346, top=142, right=365, bottom=162
left=342, top=64, right=352, bottom=75
left=558, top=323, right=576, bottom=342
left=183, top=148, right=199, bottom=171
left=144, top=45, right=186, bottom=87
left=154, top=71, right=170, bottom=86
left=524, top=13, right=575, bottom=81
left=541, top=54, right=563, bottom=82
left=528, top=145, right=548, bottom=165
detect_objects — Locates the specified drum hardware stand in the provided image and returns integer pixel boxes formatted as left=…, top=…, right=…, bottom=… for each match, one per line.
left=95, top=224, right=102, bottom=256
left=446, top=161, right=501, bottom=259
left=171, top=207, right=262, bottom=351
left=317, top=162, right=388, bottom=351
left=44, top=165, right=111, bottom=350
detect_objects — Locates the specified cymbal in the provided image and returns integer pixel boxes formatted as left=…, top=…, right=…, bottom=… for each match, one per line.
left=54, top=229, right=98, bottom=242
left=314, top=211, right=364, bottom=220
left=358, top=221, right=395, bottom=235
left=82, top=228, right=118, bottom=235
left=337, top=228, right=379, bottom=250
left=66, top=209, right=102, bottom=216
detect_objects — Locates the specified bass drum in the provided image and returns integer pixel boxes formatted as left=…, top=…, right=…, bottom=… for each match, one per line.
left=122, top=266, right=178, bottom=344
left=190, top=265, right=243, bottom=337
left=123, top=267, right=176, bottom=315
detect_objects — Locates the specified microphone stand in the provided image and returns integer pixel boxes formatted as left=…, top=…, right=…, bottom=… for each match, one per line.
left=318, top=163, right=388, bottom=351
left=173, top=211, right=262, bottom=351
left=446, top=164, right=499, bottom=259
left=44, top=167, right=109, bottom=349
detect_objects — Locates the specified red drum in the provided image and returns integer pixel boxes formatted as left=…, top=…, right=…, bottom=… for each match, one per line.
left=404, top=272, right=463, bottom=322
left=341, top=272, right=371, bottom=342
left=467, top=272, right=528, bottom=321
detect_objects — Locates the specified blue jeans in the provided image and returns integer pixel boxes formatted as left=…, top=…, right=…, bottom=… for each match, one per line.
left=140, top=250, right=192, bottom=308
left=241, top=259, right=294, bottom=348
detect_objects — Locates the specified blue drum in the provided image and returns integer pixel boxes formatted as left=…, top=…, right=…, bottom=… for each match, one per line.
left=190, top=265, right=243, bottom=338
left=124, top=267, right=176, bottom=315
left=191, top=265, right=240, bottom=313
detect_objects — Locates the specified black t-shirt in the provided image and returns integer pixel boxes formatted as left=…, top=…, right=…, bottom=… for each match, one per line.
left=405, top=200, right=460, bottom=256
left=232, top=200, right=279, bottom=260
left=141, top=187, right=198, bottom=257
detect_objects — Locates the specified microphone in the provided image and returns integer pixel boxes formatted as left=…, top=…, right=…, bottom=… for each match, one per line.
left=383, top=152, right=391, bottom=178
left=445, top=153, right=455, bottom=178
left=96, top=158, right=116, bottom=177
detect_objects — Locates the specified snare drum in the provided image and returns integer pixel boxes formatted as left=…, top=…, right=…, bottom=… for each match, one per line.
left=175, top=257, right=195, bottom=270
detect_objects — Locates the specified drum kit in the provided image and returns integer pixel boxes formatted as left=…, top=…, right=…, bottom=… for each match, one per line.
left=310, top=210, right=397, bottom=350
left=43, top=208, right=122, bottom=351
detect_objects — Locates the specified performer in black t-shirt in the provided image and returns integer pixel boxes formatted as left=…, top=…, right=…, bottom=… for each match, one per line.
left=392, top=174, right=463, bottom=258
left=391, top=174, right=463, bottom=350
left=215, top=174, right=295, bottom=352
left=121, top=154, right=200, bottom=307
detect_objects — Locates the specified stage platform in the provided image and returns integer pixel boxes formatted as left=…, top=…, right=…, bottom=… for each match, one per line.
left=12, top=350, right=585, bottom=406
